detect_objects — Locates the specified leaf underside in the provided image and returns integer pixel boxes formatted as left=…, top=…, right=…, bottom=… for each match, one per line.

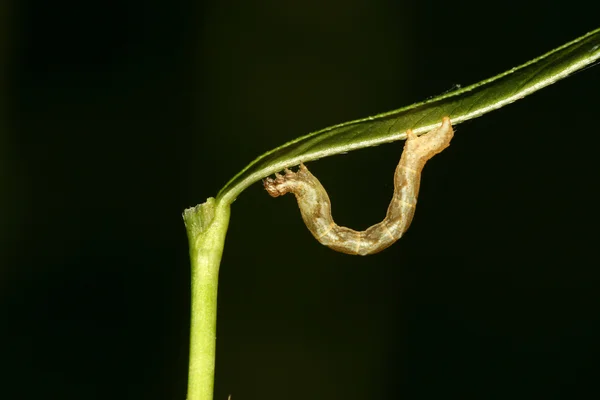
left=217, top=28, right=600, bottom=205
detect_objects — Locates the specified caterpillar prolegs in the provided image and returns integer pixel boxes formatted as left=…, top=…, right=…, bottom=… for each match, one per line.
left=263, top=117, right=454, bottom=255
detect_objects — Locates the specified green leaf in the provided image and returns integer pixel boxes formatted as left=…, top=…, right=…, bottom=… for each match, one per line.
left=217, top=28, right=600, bottom=205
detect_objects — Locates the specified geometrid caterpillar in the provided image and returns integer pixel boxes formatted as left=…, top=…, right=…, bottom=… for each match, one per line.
left=263, top=117, right=454, bottom=255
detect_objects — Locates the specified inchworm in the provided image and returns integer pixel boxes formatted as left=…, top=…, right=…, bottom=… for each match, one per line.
left=263, top=117, right=454, bottom=255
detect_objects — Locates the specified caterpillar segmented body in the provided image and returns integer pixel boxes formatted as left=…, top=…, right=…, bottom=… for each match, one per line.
left=263, top=117, right=454, bottom=255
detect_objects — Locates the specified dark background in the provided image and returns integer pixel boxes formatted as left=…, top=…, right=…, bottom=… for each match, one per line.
left=2, top=1, right=600, bottom=399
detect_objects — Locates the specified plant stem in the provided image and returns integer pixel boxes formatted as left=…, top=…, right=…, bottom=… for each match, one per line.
left=183, top=198, right=231, bottom=400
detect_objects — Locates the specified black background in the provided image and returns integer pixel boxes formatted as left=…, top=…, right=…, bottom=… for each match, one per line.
left=2, top=1, right=600, bottom=399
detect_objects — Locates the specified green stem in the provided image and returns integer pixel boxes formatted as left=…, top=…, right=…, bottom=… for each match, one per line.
left=183, top=198, right=231, bottom=400
left=181, top=27, right=600, bottom=399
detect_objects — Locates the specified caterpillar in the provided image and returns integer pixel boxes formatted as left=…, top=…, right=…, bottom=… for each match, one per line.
left=263, top=117, right=454, bottom=255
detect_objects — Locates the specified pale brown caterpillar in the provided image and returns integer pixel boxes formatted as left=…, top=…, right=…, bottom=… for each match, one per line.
left=263, top=117, right=454, bottom=255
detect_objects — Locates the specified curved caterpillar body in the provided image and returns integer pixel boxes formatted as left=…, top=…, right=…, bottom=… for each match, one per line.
left=263, top=117, right=454, bottom=255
